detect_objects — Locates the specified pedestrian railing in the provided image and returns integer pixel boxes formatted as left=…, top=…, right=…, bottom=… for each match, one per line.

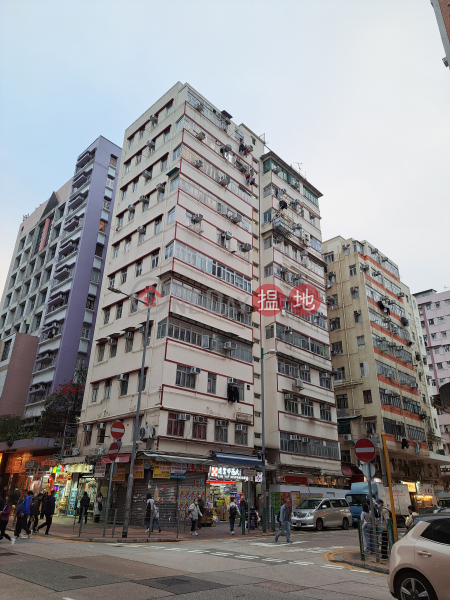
left=358, top=518, right=395, bottom=562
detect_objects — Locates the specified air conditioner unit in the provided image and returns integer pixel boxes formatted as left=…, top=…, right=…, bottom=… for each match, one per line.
left=137, top=225, right=146, bottom=232
left=221, top=144, right=232, bottom=154
left=143, top=170, right=152, bottom=179
left=322, top=373, right=331, bottom=379
left=381, top=257, right=388, bottom=262
left=138, top=195, right=147, bottom=202
left=301, top=437, right=310, bottom=443
left=107, top=338, right=117, bottom=346
left=94, top=447, right=105, bottom=456
left=299, top=365, right=309, bottom=371
left=361, top=264, right=369, bottom=271
left=193, top=159, right=203, bottom=169
left=191, top=213, right=203, bottom=223
left=343, top=434, right=352, bottom=442
left=223, top=341, right=238, bottom=350
left=196, top=131, right=206, bottom=141
left=216, top=420, right=228, bottom=427
left=115, top=225, right=122, bottom=231
left=63, top=450, right=71, bottom=457
left=241, top=242, right=252, bottom=252
left=235, top=424, right=247, bottom=431
left=395, top=421, right=403, bottom=426
left=189, top=367, right=201, bottom=375
left=193, top=416, right=207, bottom=423
left=292, top=181, right=300, bottom=190
left=124, top=332, right=134, bottom=339
left=273, top=165, right=281, bottom=174
left=294, top=378, right=304, bottom=390
left=419, top=410, right=427, bottom=417
left=128, top=204, right=135, bottom=212
left=96, top=423, right=106, bottom=430
left=398, top=292, right=405, bottom=298
left=280, top=266, right=289, bottom=274
left=395, top=435, right=402, bottom=442
left=148, top=114, right=158, bottom=124
left=194, top=102, right=204, bottom=112
left=300, top=250, right=308, bottom=258
left=290, top=434, right=301, bottom=441
left=71, top=447, right=80, bottom=456
left=228, top=378, right=239, bottom=384
left=116, top=374, right=126, bottom=381
left=293, top=274, right=303, bottom=283
left=284, top=326, right=292, bottom=334
left=155, top=183, right=165, bottom=191
left=411, top=383, right=418, bottom=389
left=328, top=271, right=336, bottom=278
left=83, top=424, right=92, bottom=432
left=221, top=231, right=233, bottom=240
left=284, top=393, right=294, bottom=400
left=177, top=414, right=190, bottom=421
left=229, top=213, right=242, bottom=224
left=219, top=176, right=230, bottom=187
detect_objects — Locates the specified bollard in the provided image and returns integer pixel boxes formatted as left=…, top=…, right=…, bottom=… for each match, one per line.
left=241, top=508, right=246, bottom=535
left=111, top=509, right=118, bottom=538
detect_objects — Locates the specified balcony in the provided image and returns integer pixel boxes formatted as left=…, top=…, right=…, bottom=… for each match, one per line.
left=68, top=191, right=87, bottom=211
left=71, top=171, right=91, bottom=191
left=75, top=151, right=94, bottom=171
left=56, top=247, right=78, bottom=268
left=63, top=216, right=83, bottom=232
left=69, top=177, right=90, bottom=200
left=53, top=266, right=73, bottom=282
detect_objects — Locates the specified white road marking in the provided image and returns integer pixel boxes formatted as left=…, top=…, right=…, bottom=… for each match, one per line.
left=187, top=550, right=209, bottom=553
left=321, top=565, right=344, bottom=569
left=211, top=552, right=233, bottom=556
left=350, top=569, right=371, bottom=573
left=290, top=561, right=314, bottom=565
left=330, top=546, right=344, bottom=548
left=262, top=558, right=285, bottom=562
left=235, top=555, right=259, bottom=559
left=164, top=548, right=184, bottom=551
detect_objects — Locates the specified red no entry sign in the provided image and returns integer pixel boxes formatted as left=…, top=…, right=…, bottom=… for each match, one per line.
left=355, top=438, right=376, bottom=463
left=108, top=442, right=119, bottom=462
left=110, top=421, right=125, bottom=439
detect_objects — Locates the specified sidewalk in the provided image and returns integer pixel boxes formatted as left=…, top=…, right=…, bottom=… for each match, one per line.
left=332, top=550, right=389, bottom=574
left=8, top=516, right=274, bottom=543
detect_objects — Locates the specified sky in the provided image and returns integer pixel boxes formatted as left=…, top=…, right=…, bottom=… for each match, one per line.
left=0, top=0, right=449, bottom=297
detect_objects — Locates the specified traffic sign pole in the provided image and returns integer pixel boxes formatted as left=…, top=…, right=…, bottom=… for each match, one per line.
left=366, top=467, right=380, bottom=563
left=381, top=433, right=398, bottom=542
left=103, top=459, right=116, bottom=538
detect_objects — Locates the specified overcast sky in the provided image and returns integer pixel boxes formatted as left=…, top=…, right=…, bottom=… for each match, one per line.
left=1, top=0, right=449, bottom=297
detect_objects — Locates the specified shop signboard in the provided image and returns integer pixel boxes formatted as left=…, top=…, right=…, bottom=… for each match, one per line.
left=133, top=459, right=145, bottom=479
left=67, top=489, right=78, bottom=516
left=242, top=469, right=257, bottom=477
left=153, top=461, right=171, bottom=478
left=112, top=463, right=127, bottom=482
left=94, top=464, right=106, bottom=478
left=171, top=463, right=187, bottom=479
left=25, top=460, right=38, bottom=470
left=209, top=466, right=242, bottom=479
left=416, top=483, right=434, bottom=496
left=403, top=481, right=416, bottom=493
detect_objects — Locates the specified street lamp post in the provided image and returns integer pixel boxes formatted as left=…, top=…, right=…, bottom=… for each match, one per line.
left=260, top=347, right=276, bottom=533
left=108, top=286, right=153, bottom=538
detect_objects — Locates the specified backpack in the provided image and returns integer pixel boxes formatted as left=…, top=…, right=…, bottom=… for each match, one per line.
left=229, top=504, right=237, bottom=518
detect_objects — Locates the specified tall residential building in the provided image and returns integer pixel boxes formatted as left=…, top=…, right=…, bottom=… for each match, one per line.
left=430, top=0, right=450, bottom=68
left=414, top=289, right=450, bottom=458
left=322, top=237, right=447, bottom=493
left=77, top=83, right=339, bottom=506
left=0, top=136, right=121, bottom=422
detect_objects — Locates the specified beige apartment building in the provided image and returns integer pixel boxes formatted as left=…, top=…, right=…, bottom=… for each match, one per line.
left=73, top=83, right=340, bottom=516
left=323, top=236, right=448, bottom=497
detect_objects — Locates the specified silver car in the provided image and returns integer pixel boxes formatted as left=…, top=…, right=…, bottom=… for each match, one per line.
left=291, top=498, right=351, bottom=531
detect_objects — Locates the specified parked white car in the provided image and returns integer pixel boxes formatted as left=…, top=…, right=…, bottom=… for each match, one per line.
left=291, top=497, right=351, bottom=531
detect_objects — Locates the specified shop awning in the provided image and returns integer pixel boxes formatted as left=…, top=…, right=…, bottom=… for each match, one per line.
left=143, top=452, right=213, bottom=465
left=213, top=452, right=262, bottom=467
left=101, top=455, right=130, bottom=464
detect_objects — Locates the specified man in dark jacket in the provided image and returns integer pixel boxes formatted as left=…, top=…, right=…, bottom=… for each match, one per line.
left=37, top=490, right=56, bottom=536
left=14, top=491, right=33, bottom=540
left=78, top=492, right=90, bottom=523
left=28, top=493, right=41, bottom=533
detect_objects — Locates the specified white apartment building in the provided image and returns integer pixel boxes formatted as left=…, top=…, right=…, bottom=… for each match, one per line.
left=76, top=83, right=340, bottom=503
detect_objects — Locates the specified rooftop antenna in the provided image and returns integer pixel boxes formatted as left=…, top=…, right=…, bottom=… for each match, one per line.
left=292, top=162, right=303, bottom=174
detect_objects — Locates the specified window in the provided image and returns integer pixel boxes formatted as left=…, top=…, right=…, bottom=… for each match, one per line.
left=139, top=229, right=146, bottom=243
left=92, top=383, right=99, bottom=403
left=285, top=396, right=298, bottom=413
left=104, top=379, right=111, bottom=399
left=97, top=345, right=105, bottom=362
left=84, top=429, right=92, bottom=446
left=365, top=421, right=376, bottom=434
left=136, top=153, right=142, bottom=165
left=331, top=341, right=343, bottom=355
left=336, top=394, right=348, bottom=409
left=117, top=214, right=124, bottom=228
left=437, top=363, right=443, bottom=370
left=121, top=269, right=127, bottom=284
left=215, top=421, right=228, bottom=443
left=301, top=398, right=314, bottom=417
left=119, top=375, right=129, bottom=396
left=173, top=144, right=182, bottom=161
left=164, top=130, right=170, bottom=143
left=90, top=269, right=100, bottom=284
left=165, top=241, right=174, bottom=260
left=363, top=390, right=372, bottom=404
left=154, top=217, right=162, bottom=234
left=442, top=331, right=447, bottom=338
left=125, top=161, right=131, bottom=173
left=81, top=323, right=90, bottom=339
left=116, top=303, right=123, bottom=319
left=175, top=365, right=196, bottom=389
left=438, top=317, right=445, bottom=324
left=351, top=287, right=360, bottom=299
left=161, top=157, right=168, bottom=171
left=235, top=425, right=248, bottom=445
left=419, top=518, right=450, bottom=545
left=329, top=317, right=340, bottom=331
left=167, top=412, right=184, bottom=437
left=357, top=335, right=365, bottom=348
left=354, top=311, right=362, bottom=323
left=97, top=427, right=105, bottom=444
left=139, top=129, right=144, bottom=139
left=167, top=207, right=175, bottom=224
left=166, top=103, right=173, bottom=116
left=334, top=367, right=345, bottom=381
left=151, top=251, right=159, bottom=269
left=128, top=136, right=134, bottom=149
left=324, top=252, right=334, bottom=264
left=320, top=404, right=331, bottom=421
left=320, top=373, right=332, bottom=389
left=157, top=188, right=165, bottom=202
left=124, top=237, right=131, bottom=252
left=193, top=421, right=207, bottom=440
left=207, top=373, right=216, bottom=394
left=110, top=342, right=117, bottom=358
left=113, top=244, right=119, bottom=259
left=125, top=333, right=134, bottom=352
left=429, top=319, right=434, bottom=325
left=431, top=333, right=437, bottom=340
left=434, top=348, right=440, bottom=354
left=349, top=264, right=357, bottom=276
left=135, top=261, right=142, bottom=277
left=142, top=199, right=149, bottom=212
left=130, top=298, right=138, bottom=313
left=132, top=180, right=138, bottom=193
left=121, top=189, right=127, bottom=202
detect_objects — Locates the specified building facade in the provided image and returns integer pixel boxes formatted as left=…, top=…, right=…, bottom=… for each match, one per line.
left=430, top=0, right=450, bottom=68
left=77, top=83, right=341, bottom=507
left=322, top=237, right=448, bottom=495
left=0, top=136, right=121, bottom=422
left=414, top=289, right=450, bottom=459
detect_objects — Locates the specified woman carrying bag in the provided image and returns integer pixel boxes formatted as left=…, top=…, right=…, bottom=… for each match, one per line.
left=361, top=504, right=375, bottom=554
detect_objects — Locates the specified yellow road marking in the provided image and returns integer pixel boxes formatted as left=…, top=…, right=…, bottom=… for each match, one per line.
left=323, top=550, right=386, bottom=576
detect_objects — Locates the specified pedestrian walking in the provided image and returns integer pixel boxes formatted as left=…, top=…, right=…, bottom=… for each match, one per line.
left=144, top=493, right=154, bottom=533
left=275, top=498, right=292, bottom=544
left=0, top=497, right=14, bottom=544
left=239, top=495, right=248, bottom=528
left=196, top=495, right=205, bottom=530
left=28, top=492, right=41, bottom=533
left=94, top=492, right=103, bottom=523
left=188, top=500, right=202, bottom=536
left=228, top=497, right=240, bottom=535
left=37, top=490, right=56, bottom=536
left=361, top=504, right=375, bottom=553
left=405, top=505, right=418, bottom=531
left=13, top=490, right=33, bottom=541
left=378, top=499, right=391, bottom=559
left=152, top=504, right=161, bottom=533
left=40, top=492, right=48, bottom=519
left=78, top=492, right=90, bottom=523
